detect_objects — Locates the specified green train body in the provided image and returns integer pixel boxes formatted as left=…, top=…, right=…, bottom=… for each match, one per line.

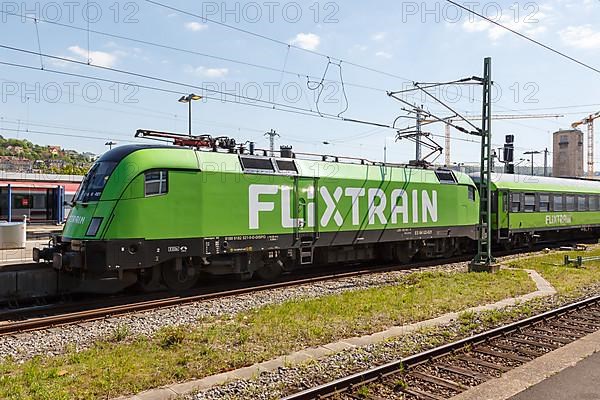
left=36, top=145, right=479, bottom=290
left=34, top=145, right=600, bottom=291
left=484, top=174, right=600, bottom=247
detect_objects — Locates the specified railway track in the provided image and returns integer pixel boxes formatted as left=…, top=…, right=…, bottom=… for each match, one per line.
left=0, top=240, right=594, bottom=337
left=281, top=294, right=600, bottom=400
left=0, top=256, right=471, bottom=336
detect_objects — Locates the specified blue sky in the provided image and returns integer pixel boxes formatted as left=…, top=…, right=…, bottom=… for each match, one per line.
left=1, top=0, right=599, bottom=168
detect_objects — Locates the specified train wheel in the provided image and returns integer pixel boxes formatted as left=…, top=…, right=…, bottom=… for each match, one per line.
left=162, top=258, right=199, bottom=291
left=256, top=261, right=283, bottom=281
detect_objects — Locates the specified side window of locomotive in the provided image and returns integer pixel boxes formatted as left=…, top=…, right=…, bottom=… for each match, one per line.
left=467, top=186, right=476, bottom=202
left=145, top=170, right=168, bottom=197
left=553, top=194, right=564, bottom=212
left=539, top=194, right=550, bottom=212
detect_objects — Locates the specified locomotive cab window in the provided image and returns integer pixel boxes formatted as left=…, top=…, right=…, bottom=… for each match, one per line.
left=145, top=170, right=168, bottom=196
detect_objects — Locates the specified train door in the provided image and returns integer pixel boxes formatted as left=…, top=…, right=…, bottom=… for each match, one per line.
left=294, top=177, right=318, bottom=264
left=498, top=190, right=510, bottom=240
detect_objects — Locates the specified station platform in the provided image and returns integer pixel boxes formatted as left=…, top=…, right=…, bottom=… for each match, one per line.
left=509, top=351, right=600, bottom=400
left=26, top=223, right=62, bottom=239
left=0, top=239, right=48, bottom=266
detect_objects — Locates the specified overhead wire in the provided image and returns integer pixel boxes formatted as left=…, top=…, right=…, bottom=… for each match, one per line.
left=446, top=0, right=600, bottom=75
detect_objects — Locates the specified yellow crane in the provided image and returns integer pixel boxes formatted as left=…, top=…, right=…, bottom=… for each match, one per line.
left=572, top=111, right=600, bottom=178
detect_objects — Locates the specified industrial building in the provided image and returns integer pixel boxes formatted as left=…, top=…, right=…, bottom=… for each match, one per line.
left=553, top=129, right=584, bottom=178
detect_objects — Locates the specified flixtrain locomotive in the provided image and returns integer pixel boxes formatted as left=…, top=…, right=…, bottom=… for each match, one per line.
left=32, top=130, right=600, bottom=293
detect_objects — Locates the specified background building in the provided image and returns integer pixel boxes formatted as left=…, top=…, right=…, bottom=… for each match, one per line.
left=553, top=129, right=584, bottom=178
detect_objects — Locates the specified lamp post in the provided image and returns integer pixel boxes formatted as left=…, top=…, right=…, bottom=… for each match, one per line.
left=524, top=150, right=542, bottom=176
left=178, top=94, right=202, bottom=137
left=105, top=141, right=117, bottom=150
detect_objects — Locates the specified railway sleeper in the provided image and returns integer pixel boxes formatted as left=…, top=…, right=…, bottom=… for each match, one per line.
left=411, top=371, right=468, bottom=392
left=455, top=355, right=511, bottom=372
left=436, top=363, right=491, bottom=381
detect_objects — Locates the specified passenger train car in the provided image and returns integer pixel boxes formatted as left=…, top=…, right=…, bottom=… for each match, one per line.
left=486, top=174, right=600, bottom=247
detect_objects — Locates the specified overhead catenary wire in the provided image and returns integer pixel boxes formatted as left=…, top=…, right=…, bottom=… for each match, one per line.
left=0, top=6, right=584, bottom=157
left=2, top=6, right=584, bottom=124
left=0, top=10, right=390, bottom=94
left=446, top=0, right=600, bottom=75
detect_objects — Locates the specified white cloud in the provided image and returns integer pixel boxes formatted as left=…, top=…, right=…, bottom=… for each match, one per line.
left=67, top=45, right=119, bottom=67
left=289, top=33, right=321, bottom=50
left=185, top=21, right=208, bottom=32
left=371, top=32, right=386, bottom=41
left=461, top=9, right=549, bottom=42
left=185, top=65, right=229, bottom=78
left=375, top=51, right=392, bottom=59
left=559, top=25, right=600, bottom=49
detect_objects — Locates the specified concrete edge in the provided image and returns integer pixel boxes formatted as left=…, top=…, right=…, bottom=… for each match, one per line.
left=114, top=268, right=557, bottom=400
left=450, top=327, right=600, bottom=400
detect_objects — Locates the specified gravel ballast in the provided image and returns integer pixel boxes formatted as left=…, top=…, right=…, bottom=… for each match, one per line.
left=0, top=263, right=468, bottom=362
left=187, top=287, right=600, bottom=400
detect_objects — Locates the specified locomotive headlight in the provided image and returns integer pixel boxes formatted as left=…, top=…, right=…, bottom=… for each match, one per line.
left=85, top=217, right=103, bottom=237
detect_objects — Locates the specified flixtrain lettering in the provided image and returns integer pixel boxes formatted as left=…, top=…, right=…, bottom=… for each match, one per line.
left=248, top=184, right=438, bottom=229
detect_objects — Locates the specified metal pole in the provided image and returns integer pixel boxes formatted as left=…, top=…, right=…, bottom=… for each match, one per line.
left=544, top=148, right=548, bottom=176
left=415, top=106, right=422, bottom=161
left=531, top=155, right=534, bottom=175
left=188, top=99, right=192, bottom=137
left=445, top=123, right=451, bottom=166
left=7, top=184, right=12, bottom=222
left=384, top=138, right=387, bottom=164
left=470, top=57, right=495, bottom=272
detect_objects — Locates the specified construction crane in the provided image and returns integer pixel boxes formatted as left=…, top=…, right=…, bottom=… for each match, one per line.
left=427, top=114, right=564, bottom=166
left=572, top=111, right=600, bottom=178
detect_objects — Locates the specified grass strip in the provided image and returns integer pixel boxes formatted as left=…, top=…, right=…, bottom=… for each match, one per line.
left=506, top=245, right=600, bottom=295
left=0, top=270, right=535, bottom=400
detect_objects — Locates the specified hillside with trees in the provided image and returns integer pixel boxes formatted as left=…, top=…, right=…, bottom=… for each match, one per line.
left=0, top=136, right=94, bottom=175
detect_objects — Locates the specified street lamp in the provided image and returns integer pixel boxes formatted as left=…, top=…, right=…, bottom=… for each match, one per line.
left=524, top=151, right=542, bottom=176
left=178, top=93, right=202, bottom=137
left=105, top=141, right=117, bottom=150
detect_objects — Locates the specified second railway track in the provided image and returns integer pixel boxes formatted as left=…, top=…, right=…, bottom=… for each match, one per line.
left=0, top=241, right=593, bottom=337
left=282, top=294, right=600, bottom=400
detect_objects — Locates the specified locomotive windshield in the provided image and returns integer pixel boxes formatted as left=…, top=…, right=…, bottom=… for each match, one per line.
left=75, top=161, right=118, bottom=203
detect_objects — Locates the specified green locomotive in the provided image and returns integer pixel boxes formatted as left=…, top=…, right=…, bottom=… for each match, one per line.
left=33, top=131, right=600, bottom=293
left=34, top=132, right=479, bottom=291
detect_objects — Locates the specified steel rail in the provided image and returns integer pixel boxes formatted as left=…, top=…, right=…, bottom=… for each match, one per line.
left=281, top=294, right=600, bottom=399
left=0, top=256, right=470, bottom=336
left=0, top=239, right=594, bottom=335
